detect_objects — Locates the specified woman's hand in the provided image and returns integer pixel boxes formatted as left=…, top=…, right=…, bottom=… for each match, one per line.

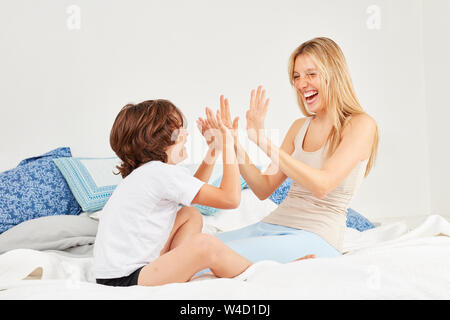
left=218, top=95, right=239, bottom=145
left=246, top=85, right=270, bottom=144
left=204, top=106, right=230, bottom=138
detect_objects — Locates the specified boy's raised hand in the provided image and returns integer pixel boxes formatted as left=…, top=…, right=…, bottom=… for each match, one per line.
left=196, top=116, right=215, bottom=147
left=197, top=95, right=235, bottom=148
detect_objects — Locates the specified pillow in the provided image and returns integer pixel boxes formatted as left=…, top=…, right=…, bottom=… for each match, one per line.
left=346, top=208, right=375, bottom=231
left=268, top=178, right=375, bottom=231
left=0, top=147, right=82, bottom=234
left=181, top=163, right=249, bottom=216
left=53, top=157, right=122, bottom=212
left=193, top=174, right=248, bottom=216
left=269, top=178, right=293, bottom=205
left=0, top=214, right=98, bottom=254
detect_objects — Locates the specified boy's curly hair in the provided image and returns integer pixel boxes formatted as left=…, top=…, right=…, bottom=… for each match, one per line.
left=110, top=99, right=185, bottom=178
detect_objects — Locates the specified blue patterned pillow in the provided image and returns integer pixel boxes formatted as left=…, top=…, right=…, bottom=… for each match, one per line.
left=346, top=208, right=375, bottom=231
left=268, top=178, right=375, bottom=231
left=0, top=147, right=82, bottom=234
left=269, top=178, right=293, bottom=205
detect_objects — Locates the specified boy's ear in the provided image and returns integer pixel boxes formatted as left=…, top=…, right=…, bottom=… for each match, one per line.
left=170, top=128, right=182, bottom=143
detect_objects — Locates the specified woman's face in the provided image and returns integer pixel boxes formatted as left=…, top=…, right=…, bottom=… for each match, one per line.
left=293, top=54, right=324, bottom=114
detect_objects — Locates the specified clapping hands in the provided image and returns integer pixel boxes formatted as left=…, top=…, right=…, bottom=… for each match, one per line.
left=197, top=95, right=237, bottom=152
left=197, top=86, right=269, bottom=149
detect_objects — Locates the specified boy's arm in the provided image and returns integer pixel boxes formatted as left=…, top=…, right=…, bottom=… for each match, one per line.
left=192, top=108, right=241, bottom=209
left=193, top=147, right=219, bottom=183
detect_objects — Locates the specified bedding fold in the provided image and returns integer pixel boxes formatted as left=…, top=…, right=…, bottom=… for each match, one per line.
left=0, top=214, right=98, bottom=255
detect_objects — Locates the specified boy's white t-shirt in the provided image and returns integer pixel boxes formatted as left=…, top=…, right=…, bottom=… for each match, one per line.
left=91, top=161, right=205, bottom=279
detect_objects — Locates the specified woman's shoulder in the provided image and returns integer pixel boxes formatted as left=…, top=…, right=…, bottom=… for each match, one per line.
left=343, top=113, right=377, bottom=135
left=349, top=112, right=376, bottom=124
left=284, top=117, right=308, bottom=138
left=289, top=117, right=309, bottom=131
left=341, top=113, right=377, bottom=162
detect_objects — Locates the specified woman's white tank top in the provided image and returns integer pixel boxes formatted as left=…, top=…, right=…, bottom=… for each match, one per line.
left=262, top=117, right=368, bottom=252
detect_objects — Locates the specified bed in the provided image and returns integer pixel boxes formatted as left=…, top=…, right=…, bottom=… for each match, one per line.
left=1, top=148, right=449, bottom=300
left=1, top=188, right=449, bottom=300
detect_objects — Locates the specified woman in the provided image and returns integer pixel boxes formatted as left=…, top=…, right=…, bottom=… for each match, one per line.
left=214, top=37, right=379, bottom=261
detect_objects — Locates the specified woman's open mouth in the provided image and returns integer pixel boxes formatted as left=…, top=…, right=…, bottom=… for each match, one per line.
left=304, top=90, right=319, bottom=105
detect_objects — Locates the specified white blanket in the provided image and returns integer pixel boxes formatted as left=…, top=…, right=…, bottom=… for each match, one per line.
left=1, top=214, right=449, bottom=299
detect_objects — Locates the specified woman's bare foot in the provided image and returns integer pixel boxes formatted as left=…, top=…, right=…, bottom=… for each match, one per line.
left=293, top=254, right=316, bottom=262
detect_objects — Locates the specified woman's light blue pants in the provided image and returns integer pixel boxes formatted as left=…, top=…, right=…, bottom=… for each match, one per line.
left=196, top=221, right=340, bottom=276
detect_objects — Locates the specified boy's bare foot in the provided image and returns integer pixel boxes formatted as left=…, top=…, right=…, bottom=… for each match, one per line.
left=293, top=254, right=316, bottom=262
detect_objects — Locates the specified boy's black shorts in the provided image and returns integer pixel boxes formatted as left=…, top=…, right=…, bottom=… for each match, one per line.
left=96, top=266, right=144, bottom=287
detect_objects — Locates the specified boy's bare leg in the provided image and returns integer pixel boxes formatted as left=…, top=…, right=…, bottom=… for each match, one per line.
left=138, top=233, right=252, bottom=286
left=160, top=206, right=203, bottom=255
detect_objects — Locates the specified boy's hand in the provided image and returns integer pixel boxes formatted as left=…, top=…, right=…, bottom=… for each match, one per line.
left=196, top=117, right=215, bottom=147
left=201, top=95, right=236, bottom=150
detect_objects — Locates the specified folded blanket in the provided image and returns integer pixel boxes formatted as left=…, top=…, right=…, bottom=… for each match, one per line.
left=0, top=214, right=98, bottom=255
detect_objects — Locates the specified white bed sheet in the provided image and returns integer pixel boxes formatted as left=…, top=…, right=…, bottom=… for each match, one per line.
left=1, top=190, right=449, bottom=299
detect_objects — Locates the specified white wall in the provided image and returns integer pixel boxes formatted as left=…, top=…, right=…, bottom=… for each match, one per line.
left=0, top=0, right=446, bottom=219
left=422, top=0, right=450, bottom=217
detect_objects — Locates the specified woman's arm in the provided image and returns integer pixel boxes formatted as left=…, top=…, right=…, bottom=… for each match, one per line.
left=255, top=114, right=376, bottom=199
left=245, top=86, right=376, bottom=199
left=234, top=118, right=305, bottom=200
left=217, top=87, right=305, bottom=200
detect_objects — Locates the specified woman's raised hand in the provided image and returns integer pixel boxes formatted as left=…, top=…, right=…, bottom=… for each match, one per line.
left=204, top=106, right=229, bottom=135
left=219, top=95, right=239, bottom=144
left=246, top=85, right=270, bottom=144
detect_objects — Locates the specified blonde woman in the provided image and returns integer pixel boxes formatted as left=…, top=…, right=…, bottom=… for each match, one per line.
left=215, top=37, right=379, bottom=261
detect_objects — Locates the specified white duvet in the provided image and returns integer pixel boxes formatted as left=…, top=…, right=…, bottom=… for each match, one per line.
left=1, top=190, right=449, bottom=300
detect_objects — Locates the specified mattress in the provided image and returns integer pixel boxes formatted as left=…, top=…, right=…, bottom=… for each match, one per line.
left=1, top=189, right=449, bottom=299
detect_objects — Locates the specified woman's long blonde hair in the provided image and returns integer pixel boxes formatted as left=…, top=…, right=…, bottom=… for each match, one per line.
left=288, top=37, right=378, bottom=177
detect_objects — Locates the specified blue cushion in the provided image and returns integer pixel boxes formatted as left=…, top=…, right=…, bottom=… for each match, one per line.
left=0, top=147, right=82, bottom=234
left=53, top=157, right=122, bottom=212
left=193, top=174, right=248, bottom=216
left=346, top=208, right=375, bottom=231
left=268, top=178, right=375, bottom=231
left=269, top=178, right=293, bottom=205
